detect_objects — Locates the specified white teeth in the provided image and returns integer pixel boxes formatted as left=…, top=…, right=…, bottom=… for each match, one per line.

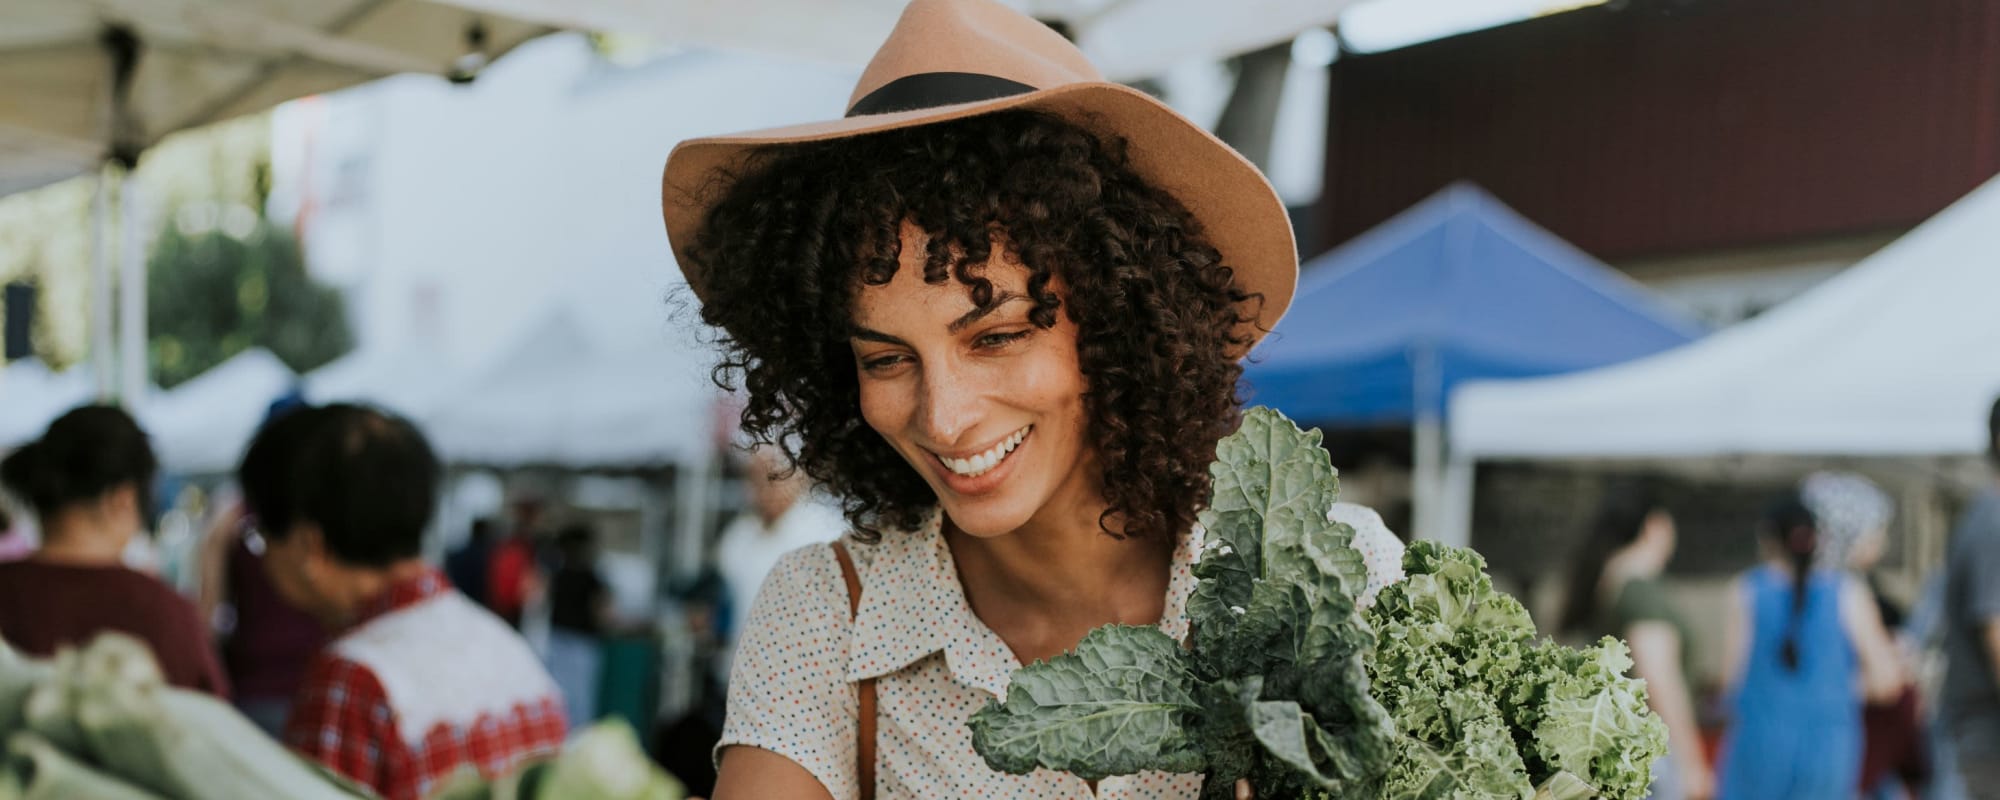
left=940, top=426, right=1031, bottom=477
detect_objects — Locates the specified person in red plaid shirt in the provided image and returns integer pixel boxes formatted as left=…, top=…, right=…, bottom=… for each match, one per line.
left=237, top=404, right=567, bottom=800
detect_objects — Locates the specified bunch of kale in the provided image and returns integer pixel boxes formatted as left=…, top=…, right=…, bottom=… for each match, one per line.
left=968, top=408, right=1666, bottom=800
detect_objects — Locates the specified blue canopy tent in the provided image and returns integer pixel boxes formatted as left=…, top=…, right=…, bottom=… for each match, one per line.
left=1243, top=182, right=1704, bottom=539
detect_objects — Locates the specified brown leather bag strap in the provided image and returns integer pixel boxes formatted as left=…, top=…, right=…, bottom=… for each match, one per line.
left=831, top=540, right=877, bottom=800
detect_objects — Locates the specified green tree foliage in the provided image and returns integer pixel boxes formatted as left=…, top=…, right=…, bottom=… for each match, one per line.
left=146, top=218, right=350, bottom=388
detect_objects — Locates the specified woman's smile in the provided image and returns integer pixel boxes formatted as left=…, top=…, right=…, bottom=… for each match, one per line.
left=929, top=425, right=1032, bottom=494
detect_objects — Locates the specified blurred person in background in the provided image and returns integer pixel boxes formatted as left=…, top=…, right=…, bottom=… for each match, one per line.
left=1716, top=493, right=1905, bottom=800
left=488, top=494, right=548, bottom=629
left=240, top=404, right=564, bottom=800
left=713, top=443, right=844, bottom=676
left=546, top=522, right=611, bottom=730
left=1802, top=472, right=1930, bottom=798
left=198, top=396, right=329, bottom=737
left=445, top=517, right=498, bottom=608
left=0, top=502, right=28, bottom=562
left=1937, top=397, right=2000, bottom=798
left=655, top=443, right=843, bottom=795
left=1561, top=487, right=1711, bottom=800
left=0, top=404, right=229, bottom=696
left=196, top=499, right=330, bottom=737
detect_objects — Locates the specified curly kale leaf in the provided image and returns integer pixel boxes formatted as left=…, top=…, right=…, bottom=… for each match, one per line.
left=1366, top=540, right=1668, bottom=800
left=1531, top=772, right=1598, bottom=800
left=1527, top=639, right=1668, bottom=800
left=967, top=625, right=1205, bottom=781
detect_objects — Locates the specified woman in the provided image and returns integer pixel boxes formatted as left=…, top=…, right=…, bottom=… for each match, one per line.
left=0, top=404, right=229, bottom=696
left=659, top=1, right=1396, bottom=797
left=1800, top=472, right=1929, bottom=798
left=1716, top=492, right=1904, bottom=800
left=1561, top=489, right=1712, bottom=800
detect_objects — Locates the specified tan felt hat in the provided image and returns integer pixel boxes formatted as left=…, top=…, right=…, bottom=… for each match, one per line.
left=660, top=0, right=1297, bottom=340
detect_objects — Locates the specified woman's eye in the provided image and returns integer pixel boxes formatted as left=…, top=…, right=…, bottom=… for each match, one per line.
left=860, top=354, right=909, bottom=374
left=974, top=330, right=1031, bottom=350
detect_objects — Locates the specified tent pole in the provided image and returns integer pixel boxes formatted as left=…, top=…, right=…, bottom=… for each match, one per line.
left=1411, top=343, right=1444, bottom=540
left=90, top=166, right=117, bottom=401
left=1438, top=453, right=1474, bottom=549
left=672, top=450, right=712, bottom=586
left=118, top=172, right=149, bottom=408
left=1413, top=414, right=1442, bottom=541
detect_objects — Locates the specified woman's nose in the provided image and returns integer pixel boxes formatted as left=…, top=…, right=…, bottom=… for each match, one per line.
left=915, top=362, right=981, bottom=446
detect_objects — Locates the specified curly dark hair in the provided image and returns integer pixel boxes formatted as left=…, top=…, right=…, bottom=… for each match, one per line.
left=687, top=110, right=1261, bottom=543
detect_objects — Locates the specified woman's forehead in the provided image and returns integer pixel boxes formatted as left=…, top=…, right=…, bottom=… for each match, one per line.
left=850, top=253, right=1033, bottom=328
left=850, top=223, right=1037, bottom=324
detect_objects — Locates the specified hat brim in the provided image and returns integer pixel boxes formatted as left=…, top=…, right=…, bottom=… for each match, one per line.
left=660, top=81, right=1296, bottom=342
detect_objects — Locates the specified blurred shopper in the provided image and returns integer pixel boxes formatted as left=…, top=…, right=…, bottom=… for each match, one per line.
left=0, top=405, right=230, bottom=695
left=1938, top=397, right=2000, bottom=799
left=1561, top=488, right=1711, bottom=800
left=240, top=404, right=563, bottom=800
left=546, top=522, right=611, bottom=730
left=445, top=517, right=497, bottom=608
left=487, top=495, right=547, bottom=629
left=197, top=501, right=329, bottom=737
left=652, top=446, right=840, bottom=798
left=1803, top=472, right=1931, bottom=798
left=197, top=397, right=330, bottom=737
left=713, top=444, right=844, bottom=674
left=1716, top=493, right=1905, bottom=800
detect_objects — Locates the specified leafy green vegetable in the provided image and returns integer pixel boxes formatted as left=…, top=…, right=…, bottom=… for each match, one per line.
left=1366, top=541, right=1668, bottom=800
left=968, top=625, right=1203, bottom=781
left=967, top=408, right=1667, bottom=800
left=971, top=409, right=1395, bottom=798
left=2, top=732, right=169, bottom=800
left=429, top=720, right=682, bottom=800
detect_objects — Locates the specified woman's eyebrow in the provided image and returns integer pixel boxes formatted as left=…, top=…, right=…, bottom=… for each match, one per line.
left=947, top=292, right=1030, bottom=333
left=850, top=328, right=907, bottom=346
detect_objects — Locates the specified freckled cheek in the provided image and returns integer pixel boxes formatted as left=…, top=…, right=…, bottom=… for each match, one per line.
left=1009, top=348, right=1089, bottom=421
left=856, top=380, right=921, bottom=456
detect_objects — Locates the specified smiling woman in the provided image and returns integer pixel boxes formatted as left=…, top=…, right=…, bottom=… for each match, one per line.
left=658, top=1, right=1306, bottom=798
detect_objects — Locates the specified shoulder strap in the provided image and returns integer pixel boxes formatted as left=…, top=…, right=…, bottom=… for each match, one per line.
left=831, top=540, right=877, bottom=800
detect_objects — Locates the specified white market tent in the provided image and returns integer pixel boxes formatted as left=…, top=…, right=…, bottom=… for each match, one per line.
left=140, top=348, right=299, bottom=475
left=2, top=0, right=552, bottom=197
left=434, top=0, right=1364, bottom=83
left=1440, top=174, right=2000, bottom=545
left=303, top=345, right=461, bottom=421
left=0, top=359, right=93, bottom=448
left=412, top=310, right=717, bottom=469
left=2, top=0, right=555, bottom=402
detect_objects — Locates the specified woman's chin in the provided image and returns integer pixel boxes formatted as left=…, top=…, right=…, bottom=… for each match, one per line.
left=938, top=498, right=1034, bottom=539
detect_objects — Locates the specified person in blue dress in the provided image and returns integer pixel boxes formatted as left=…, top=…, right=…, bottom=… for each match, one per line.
left=1717, top=491, right=1906, bottom=800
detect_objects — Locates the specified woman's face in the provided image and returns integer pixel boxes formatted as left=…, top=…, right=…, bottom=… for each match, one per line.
left=849, top=224, right=1095, bottom=538
left=1847, top=526, right=1888, bottom=569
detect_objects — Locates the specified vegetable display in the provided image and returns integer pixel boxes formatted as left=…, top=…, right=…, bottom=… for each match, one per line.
left=1368, top=541, right=1666, bottom=799
left=0, top=633, right=683, bottom=800
left=968, top=407, right=1668, bottom=799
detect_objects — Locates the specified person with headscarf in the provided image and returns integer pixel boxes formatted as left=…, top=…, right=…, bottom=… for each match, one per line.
left=1801, top=472, right=1930, bottom=798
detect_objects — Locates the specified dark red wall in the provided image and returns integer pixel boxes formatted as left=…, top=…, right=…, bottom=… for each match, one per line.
left=1318, top=0, right=2000, bottom=261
